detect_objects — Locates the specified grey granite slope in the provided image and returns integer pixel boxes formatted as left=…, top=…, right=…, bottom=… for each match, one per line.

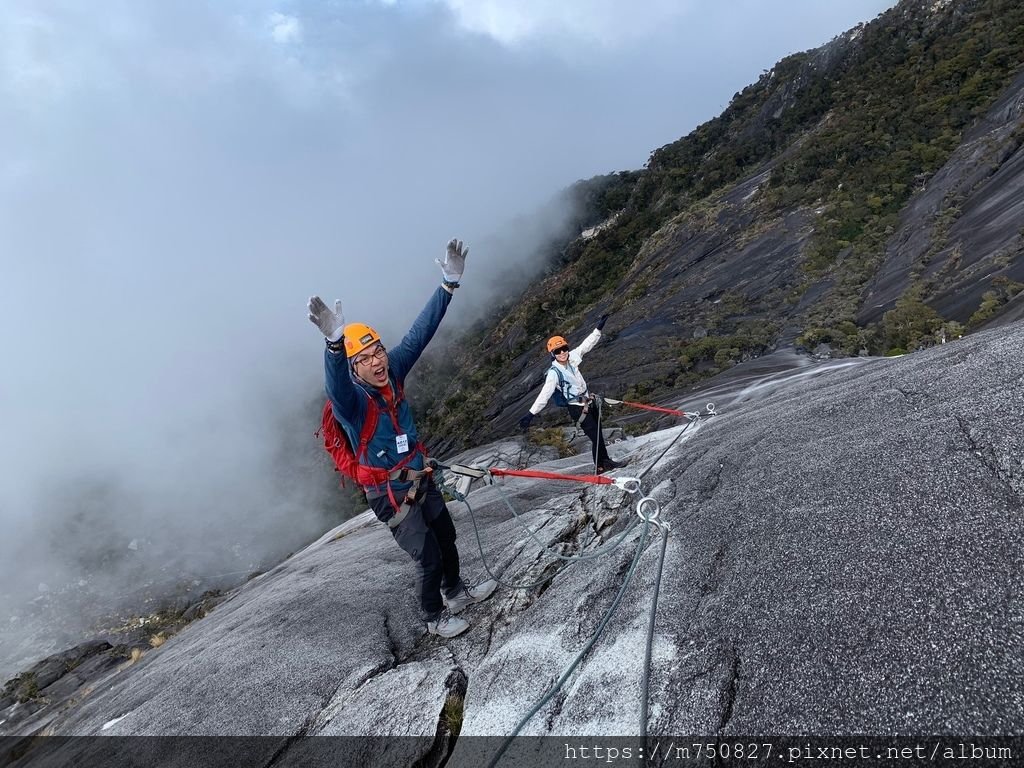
left=858, top=68, right=1024, bottom=325
left=6, top=322, right=1023, bottom=767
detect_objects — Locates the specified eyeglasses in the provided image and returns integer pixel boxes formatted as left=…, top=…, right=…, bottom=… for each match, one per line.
left=552, top=347, right=570, bottom=355
left=352, top=345, right=387, bottom=366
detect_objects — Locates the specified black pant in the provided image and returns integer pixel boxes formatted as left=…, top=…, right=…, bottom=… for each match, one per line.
left=567, top=401, right=610, bottom=466
left=369, top=479, right=463, bottom=620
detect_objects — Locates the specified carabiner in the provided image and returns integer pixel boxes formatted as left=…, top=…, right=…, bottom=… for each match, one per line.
left=613, top=476, right=642, bottom=494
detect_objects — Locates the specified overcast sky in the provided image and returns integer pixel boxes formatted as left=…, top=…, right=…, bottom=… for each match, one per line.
left=0, top=0, right=897, bottom=672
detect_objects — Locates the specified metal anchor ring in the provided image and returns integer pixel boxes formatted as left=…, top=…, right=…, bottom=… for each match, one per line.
left=636, top=496, right=661, bottom=522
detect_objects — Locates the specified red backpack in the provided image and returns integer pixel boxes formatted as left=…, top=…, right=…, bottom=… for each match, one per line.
left=316, top=382, right=424, bottom=489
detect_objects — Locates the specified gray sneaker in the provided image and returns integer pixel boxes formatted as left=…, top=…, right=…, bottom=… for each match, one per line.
left=426, top=611, right=470, bottom=639
left=444, top=579, right=498, bottom=614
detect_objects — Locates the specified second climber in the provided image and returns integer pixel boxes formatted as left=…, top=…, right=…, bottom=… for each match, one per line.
left=518, top=314, right=626, bottom=473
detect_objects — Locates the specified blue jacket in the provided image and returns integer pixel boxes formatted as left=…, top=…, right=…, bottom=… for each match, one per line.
left=324, top=285, right=453, bottom=494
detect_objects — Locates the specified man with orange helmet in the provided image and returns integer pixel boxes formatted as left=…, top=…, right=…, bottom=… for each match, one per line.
left=307, top=238, right=496, bottom=639
left=518, top=314, right=625, bottom=473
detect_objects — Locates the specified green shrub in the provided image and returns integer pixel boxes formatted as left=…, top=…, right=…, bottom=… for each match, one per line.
left=968, top=278, right=1024, bottom=327
left=881, top=297, right=944, bottom=351
left=527, top=427, right=574, bottom=458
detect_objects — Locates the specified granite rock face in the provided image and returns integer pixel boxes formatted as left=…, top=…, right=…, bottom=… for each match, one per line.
left=858, top=69, right=1024, bottom=325
left=5, top=321, right=1021, bottom=766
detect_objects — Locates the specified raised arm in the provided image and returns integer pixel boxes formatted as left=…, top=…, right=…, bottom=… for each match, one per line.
left=569, top=313, right=609, bottom=365
left=388, top=238, right=467, bottom=381
left=308, top=295, right=363, bottom=423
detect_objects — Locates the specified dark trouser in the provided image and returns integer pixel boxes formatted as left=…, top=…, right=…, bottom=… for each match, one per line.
left=369, top=479, right=463, bottom=621
left=567, top=401, right=610, bottom=466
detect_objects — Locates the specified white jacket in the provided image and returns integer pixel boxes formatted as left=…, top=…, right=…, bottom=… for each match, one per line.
left=528, top=329, right=602, bottom=414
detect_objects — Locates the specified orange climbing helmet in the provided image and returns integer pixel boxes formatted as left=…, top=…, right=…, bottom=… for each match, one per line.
left=344, top=323, right=382, bottom=358
left=546, top=335, right=569, bottom=354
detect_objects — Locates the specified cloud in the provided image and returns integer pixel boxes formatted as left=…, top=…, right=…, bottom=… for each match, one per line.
left=0, top=2, right=341, bottom=110
left=436, top=0, right=691, bottom=48
left=268, top=12, right=302, bottom=45
left=0, top=6, right=103, bottom=102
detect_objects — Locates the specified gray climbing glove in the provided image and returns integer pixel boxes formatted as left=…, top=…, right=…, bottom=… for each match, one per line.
left=436, top=238, right=468, bottom=284
left=307, top=296, right=345, bottom=342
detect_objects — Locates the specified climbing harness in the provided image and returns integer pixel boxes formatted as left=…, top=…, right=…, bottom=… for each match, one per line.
left=568, top=396, right=591, bottom=440
left=385, top=468, right=433, bottom=530
left=565, top=393, right=602, bottom=470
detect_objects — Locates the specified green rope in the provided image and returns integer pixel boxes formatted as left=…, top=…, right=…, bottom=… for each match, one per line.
left=486, top=520, right=652, bottom=768
left=641, top=523, right=671, bottom=740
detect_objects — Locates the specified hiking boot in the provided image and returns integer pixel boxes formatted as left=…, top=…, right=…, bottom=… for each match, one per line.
left=444, top=579, right=498, bottom=614
left=426, top=611, right=470, bottom=639
left=598, top=458, right=627, bottom=472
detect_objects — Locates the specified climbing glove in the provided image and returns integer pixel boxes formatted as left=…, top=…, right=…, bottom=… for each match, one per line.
left=596, top=313, right=610, bottom=331
left=518, top=413, right=534, bottom=431
left=307, top=296, right=345, bottom=342
left=436, top=238, right=468, bottom=284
